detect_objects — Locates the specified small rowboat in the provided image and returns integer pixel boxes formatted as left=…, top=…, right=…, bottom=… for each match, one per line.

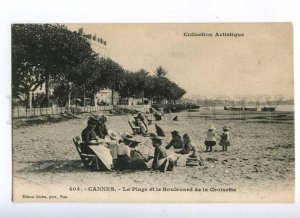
left=261, top=107, right=275, bottom=112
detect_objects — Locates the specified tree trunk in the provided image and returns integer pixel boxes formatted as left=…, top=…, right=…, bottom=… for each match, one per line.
left=45, top=71, right=50, bottom=108
left=111, top=89, right=114, bottom=105
left=94, top=92, right=97, bottom=106
left=68, top=90, right=71, bottom=108
left=26, top=89, right=32, bottom=109
left=83, top=84, right=86, bottom=107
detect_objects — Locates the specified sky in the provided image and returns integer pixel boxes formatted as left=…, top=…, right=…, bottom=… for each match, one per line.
left=67, top=23, right=293, bottom=100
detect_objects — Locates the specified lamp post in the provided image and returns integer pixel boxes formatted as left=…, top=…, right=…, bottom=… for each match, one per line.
left=68, top=82, right=73, bottom=109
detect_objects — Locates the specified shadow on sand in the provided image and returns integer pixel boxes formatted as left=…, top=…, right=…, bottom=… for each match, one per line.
left=17, top=160, right=90, bottom=173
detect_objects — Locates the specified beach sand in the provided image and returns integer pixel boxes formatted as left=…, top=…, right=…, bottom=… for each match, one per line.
left=12, top=109, right=295, bottom=202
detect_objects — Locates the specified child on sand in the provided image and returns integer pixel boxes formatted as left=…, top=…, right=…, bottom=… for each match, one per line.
left=151, top=134, right=174, bottom=172
left=219, top=126, right=230, bottom=151
left=204, top=125, right=217, bottom=152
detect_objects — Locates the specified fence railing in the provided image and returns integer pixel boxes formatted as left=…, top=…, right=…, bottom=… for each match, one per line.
left=12, top=105, right=113, bottom=118
left=12, top=104, right=151, bottom=118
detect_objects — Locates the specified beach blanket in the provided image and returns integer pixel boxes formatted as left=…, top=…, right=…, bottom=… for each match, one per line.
left=89, top=145, right=113, bottom=170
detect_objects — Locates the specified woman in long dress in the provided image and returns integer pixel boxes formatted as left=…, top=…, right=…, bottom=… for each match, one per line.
left=114, top=132, right=147, bottom=171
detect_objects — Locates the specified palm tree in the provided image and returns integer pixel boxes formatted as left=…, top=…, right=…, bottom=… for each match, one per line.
left=155, top=66, right=167, bottom=78
left=135, top=69, right=149, bottom=103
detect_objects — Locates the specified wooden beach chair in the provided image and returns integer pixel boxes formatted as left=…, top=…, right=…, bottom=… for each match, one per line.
left=72, top=136, right=100, bottom=170
left=128, top=121, right=141, bottom=134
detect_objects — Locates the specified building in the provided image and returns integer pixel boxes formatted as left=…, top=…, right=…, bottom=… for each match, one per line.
left=78, top=28, right=109, bottom=58
left=95, top=88, right=120, bottom=105
left=79, top=28, right=121, bottom=105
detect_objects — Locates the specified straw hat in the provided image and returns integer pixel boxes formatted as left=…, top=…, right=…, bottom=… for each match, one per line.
left=208, top=125, right=217, bottom=130
left=107, top=130, right=119, bottom=141
left=223, top=126, right=230, bottom=131
left=121, top=132, right=141, bottom=143
left=150, top=133, right=163, bottom=141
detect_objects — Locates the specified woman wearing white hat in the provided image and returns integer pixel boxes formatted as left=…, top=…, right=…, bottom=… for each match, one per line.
left=205, top=125, right=217, bottom=152
left=114, top=132, right=147, bottom=171
left=106, top=130, right=119, bottom=166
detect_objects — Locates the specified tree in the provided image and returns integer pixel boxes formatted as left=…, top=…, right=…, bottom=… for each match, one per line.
left=100, top=58, right=125, bottom=105
left=12, top=24, right=94, bottom=108
left=155, top=65, right=168, bottom=78
left=143, top=75, right=156, bottom=103
left=133, top=69, right=149, bottom=102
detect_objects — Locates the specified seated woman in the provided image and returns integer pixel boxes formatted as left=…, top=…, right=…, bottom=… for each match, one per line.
left=133, top=115, right=148, bottom=136
left=114, top=132, right=147, bottom=171
left=151, top=134, right=174, bottom=172
left=81, top=116, right=101, bottom=153
left=81, top=116, right=112, bottom=170
left=137, top=113, right=148, bottom=129
left=150, top=107, right=163, bottom=121
left=165, top=131, right=184, bottom=151
left=94, top=115, right=108, bottom=139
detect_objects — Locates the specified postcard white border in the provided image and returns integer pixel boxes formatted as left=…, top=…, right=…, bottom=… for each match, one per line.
left=1, top=0, right=299, bottom=217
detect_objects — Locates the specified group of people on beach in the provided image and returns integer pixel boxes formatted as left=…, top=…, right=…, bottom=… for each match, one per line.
left=79, top=111, right=231, bottom=172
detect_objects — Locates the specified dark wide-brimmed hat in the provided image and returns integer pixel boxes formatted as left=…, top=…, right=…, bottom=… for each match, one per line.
left=88, top=116, right=99, bottom=125
left=121, top=132, right=141, bottom=143
left=171, top=130, right=181, bottom=137
left=133, top=114, right=141, bottom=119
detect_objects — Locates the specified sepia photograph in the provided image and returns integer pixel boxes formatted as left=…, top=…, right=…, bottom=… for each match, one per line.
left=11, top=23, right=294, bottom=203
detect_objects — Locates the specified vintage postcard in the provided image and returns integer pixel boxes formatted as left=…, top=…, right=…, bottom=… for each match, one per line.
left=12, top=23, right=294, bottom=203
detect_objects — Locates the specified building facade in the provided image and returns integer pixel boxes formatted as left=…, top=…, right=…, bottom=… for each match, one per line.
left=79, top=28, right=122, bottom=106
left=78, top=28, right=109, bottom=58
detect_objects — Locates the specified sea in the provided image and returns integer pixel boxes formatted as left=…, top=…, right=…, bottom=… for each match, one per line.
left=213, top=105, right=294, bottom=112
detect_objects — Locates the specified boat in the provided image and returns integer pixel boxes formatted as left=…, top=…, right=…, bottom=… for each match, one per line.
left=261, top=107, right=275, bottom=112
left=244, top=107, right=258, bottom=111
left=224, top=106, right=244, bottom=111
left=229, top=107, right=244, bottom=111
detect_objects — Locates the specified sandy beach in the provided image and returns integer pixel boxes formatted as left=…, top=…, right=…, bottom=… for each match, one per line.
left=12, top=109, right=295, bottom=202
